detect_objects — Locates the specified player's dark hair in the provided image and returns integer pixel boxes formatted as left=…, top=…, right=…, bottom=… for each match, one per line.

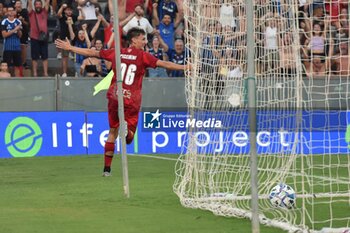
left=126, top=27, right=146, bottom=43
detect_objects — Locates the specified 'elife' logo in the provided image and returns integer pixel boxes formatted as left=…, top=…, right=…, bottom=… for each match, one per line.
left=5, top=117, right=43, bottom=157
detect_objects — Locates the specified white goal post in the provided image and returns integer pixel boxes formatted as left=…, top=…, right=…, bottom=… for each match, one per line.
left=173, top=0, right=350, bottom=232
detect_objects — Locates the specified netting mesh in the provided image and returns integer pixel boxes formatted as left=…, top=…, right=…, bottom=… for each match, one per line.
left=174, top=0, right=350, bottom=231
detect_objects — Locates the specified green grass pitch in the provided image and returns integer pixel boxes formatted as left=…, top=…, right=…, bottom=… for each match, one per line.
left=0, top=154, right=285, bottom=233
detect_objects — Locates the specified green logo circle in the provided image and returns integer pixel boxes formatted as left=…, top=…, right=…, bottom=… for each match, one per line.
left=5, top=117, right=43, bottom=157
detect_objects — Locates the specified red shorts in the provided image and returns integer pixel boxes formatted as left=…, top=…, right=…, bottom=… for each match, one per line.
left=107, top=97, right=139, bottom=134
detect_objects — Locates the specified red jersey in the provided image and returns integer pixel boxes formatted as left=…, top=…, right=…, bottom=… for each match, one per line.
left=100, top=47, right=158, bottom=109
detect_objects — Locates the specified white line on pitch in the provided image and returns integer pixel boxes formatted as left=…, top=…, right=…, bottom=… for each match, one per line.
left=129, top=154, right=178, bottom=161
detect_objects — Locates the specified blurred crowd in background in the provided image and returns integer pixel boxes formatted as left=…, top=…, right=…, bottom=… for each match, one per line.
left=0, top=0, right=348, bottom=78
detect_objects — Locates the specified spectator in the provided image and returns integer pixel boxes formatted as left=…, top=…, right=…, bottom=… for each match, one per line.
left=76, top=0, right=99, bottom=34
left=108, top=0, right=127, bottom=21
left=298, top=12, right=312, bottom=45
left=69, top=23, right=91, bottom=76
left=14, top=0, right=29, bottom=69
left=331, top=40, right=349, bottom=76
left=97, top=12, right=134, bottom=49
left=80, top=46, right=101, bottom=77
left=51, top=0, right=75, bottom=14
left=125, top=0, right=148, bottom=17
left=0, top=61, right=11, bottom=77
left=3, top=0, right=16, bottom=8
left=157, top=0, right=179, bottom=24
left=123, top=4, right=154, bottom=40
left=88, top=13, right=102, bottom=44
left=98, top=14, right=115, bottom=48
left=305, top=55, right=329, bottom=78
left=222, top=23, right=240, bottom=49
left=200, top=22, right=222, bottom=77
left=220, top=47, right=243, bottom=79
left=57, top=3, right=77, bottom=77
left=80, top=39, right=111, bottom=77
left=147, top=35, right=168, bottom=77
left=304, top=21, right=328, bottom=56
left=311, top=3, right=325, bottom=22
left=199, top=21, right=223, bottom=109
left=325, top=0, right=342, bottom=31
left=153, top=2, right=183, bottom=50
left=0, top=3, right=6, bottom=20
left=77, top=0, right=98, bottom=21
left=1, top=5, right=22, bottom=77
left=220, top=46, right=244, bottom=107
left=28, top=0, right=50, bottom=77
left=94, top=39, right=112, bottom=76
left=279, top=32, right=297, bottom=77
left=263, top=17, right=279, bottom=71
left=270, top=0, right=281, bottom=15
left=161, top=37, right=186, bottom=77
left=339, top=7, right=349, bottom=37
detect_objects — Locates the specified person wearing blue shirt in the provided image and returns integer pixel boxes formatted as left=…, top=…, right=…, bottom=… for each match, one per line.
left=147, top=35, right=168, bottom=77
left=1, top=6, right=22, bottom=77
left=201, top=23, right=222, bottom=75
left=157, top=0, right=178, bottom=23
left=69, top=23, right=91, bottom=77
left=200, top=22, right=224, bottom=109
left=158, top=36, right=186, bottom=77
left=153, top=4, right=183, bottom=51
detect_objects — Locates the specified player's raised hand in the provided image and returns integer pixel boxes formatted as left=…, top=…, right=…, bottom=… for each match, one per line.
left=55, top=38, right=71, bottom=51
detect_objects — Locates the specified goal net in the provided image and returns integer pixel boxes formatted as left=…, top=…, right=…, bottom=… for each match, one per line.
left=173, top=0, right=350, bottom=232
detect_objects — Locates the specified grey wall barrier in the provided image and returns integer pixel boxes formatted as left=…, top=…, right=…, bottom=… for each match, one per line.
left=57, top=77, right=107, bottom=111
left=0, top=77, right=187, bottom=112
left=0, top=77, right=349, bottom=112
left=302, top=77, right=350, bottom=110
left=141, top=78, right=187, bottom=109
left=0, top=77, right=57, bottom=111
left=57, top=77, right=187, bottom=111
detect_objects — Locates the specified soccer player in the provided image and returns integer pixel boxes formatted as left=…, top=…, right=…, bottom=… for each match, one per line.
left=55, top=27, right=190, bottom=176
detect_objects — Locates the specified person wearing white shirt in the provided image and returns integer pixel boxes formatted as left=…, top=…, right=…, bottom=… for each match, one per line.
left=123, top=4, right=154, bottom=40
left=263, top=18, right=279, bottom=71
left=77, top=0, right=98, bottom=21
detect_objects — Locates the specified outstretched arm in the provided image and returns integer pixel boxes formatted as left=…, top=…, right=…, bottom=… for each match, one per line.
left=55, top=38, right=100, bottom=57
left=156, top=60, right=190, bottom=71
